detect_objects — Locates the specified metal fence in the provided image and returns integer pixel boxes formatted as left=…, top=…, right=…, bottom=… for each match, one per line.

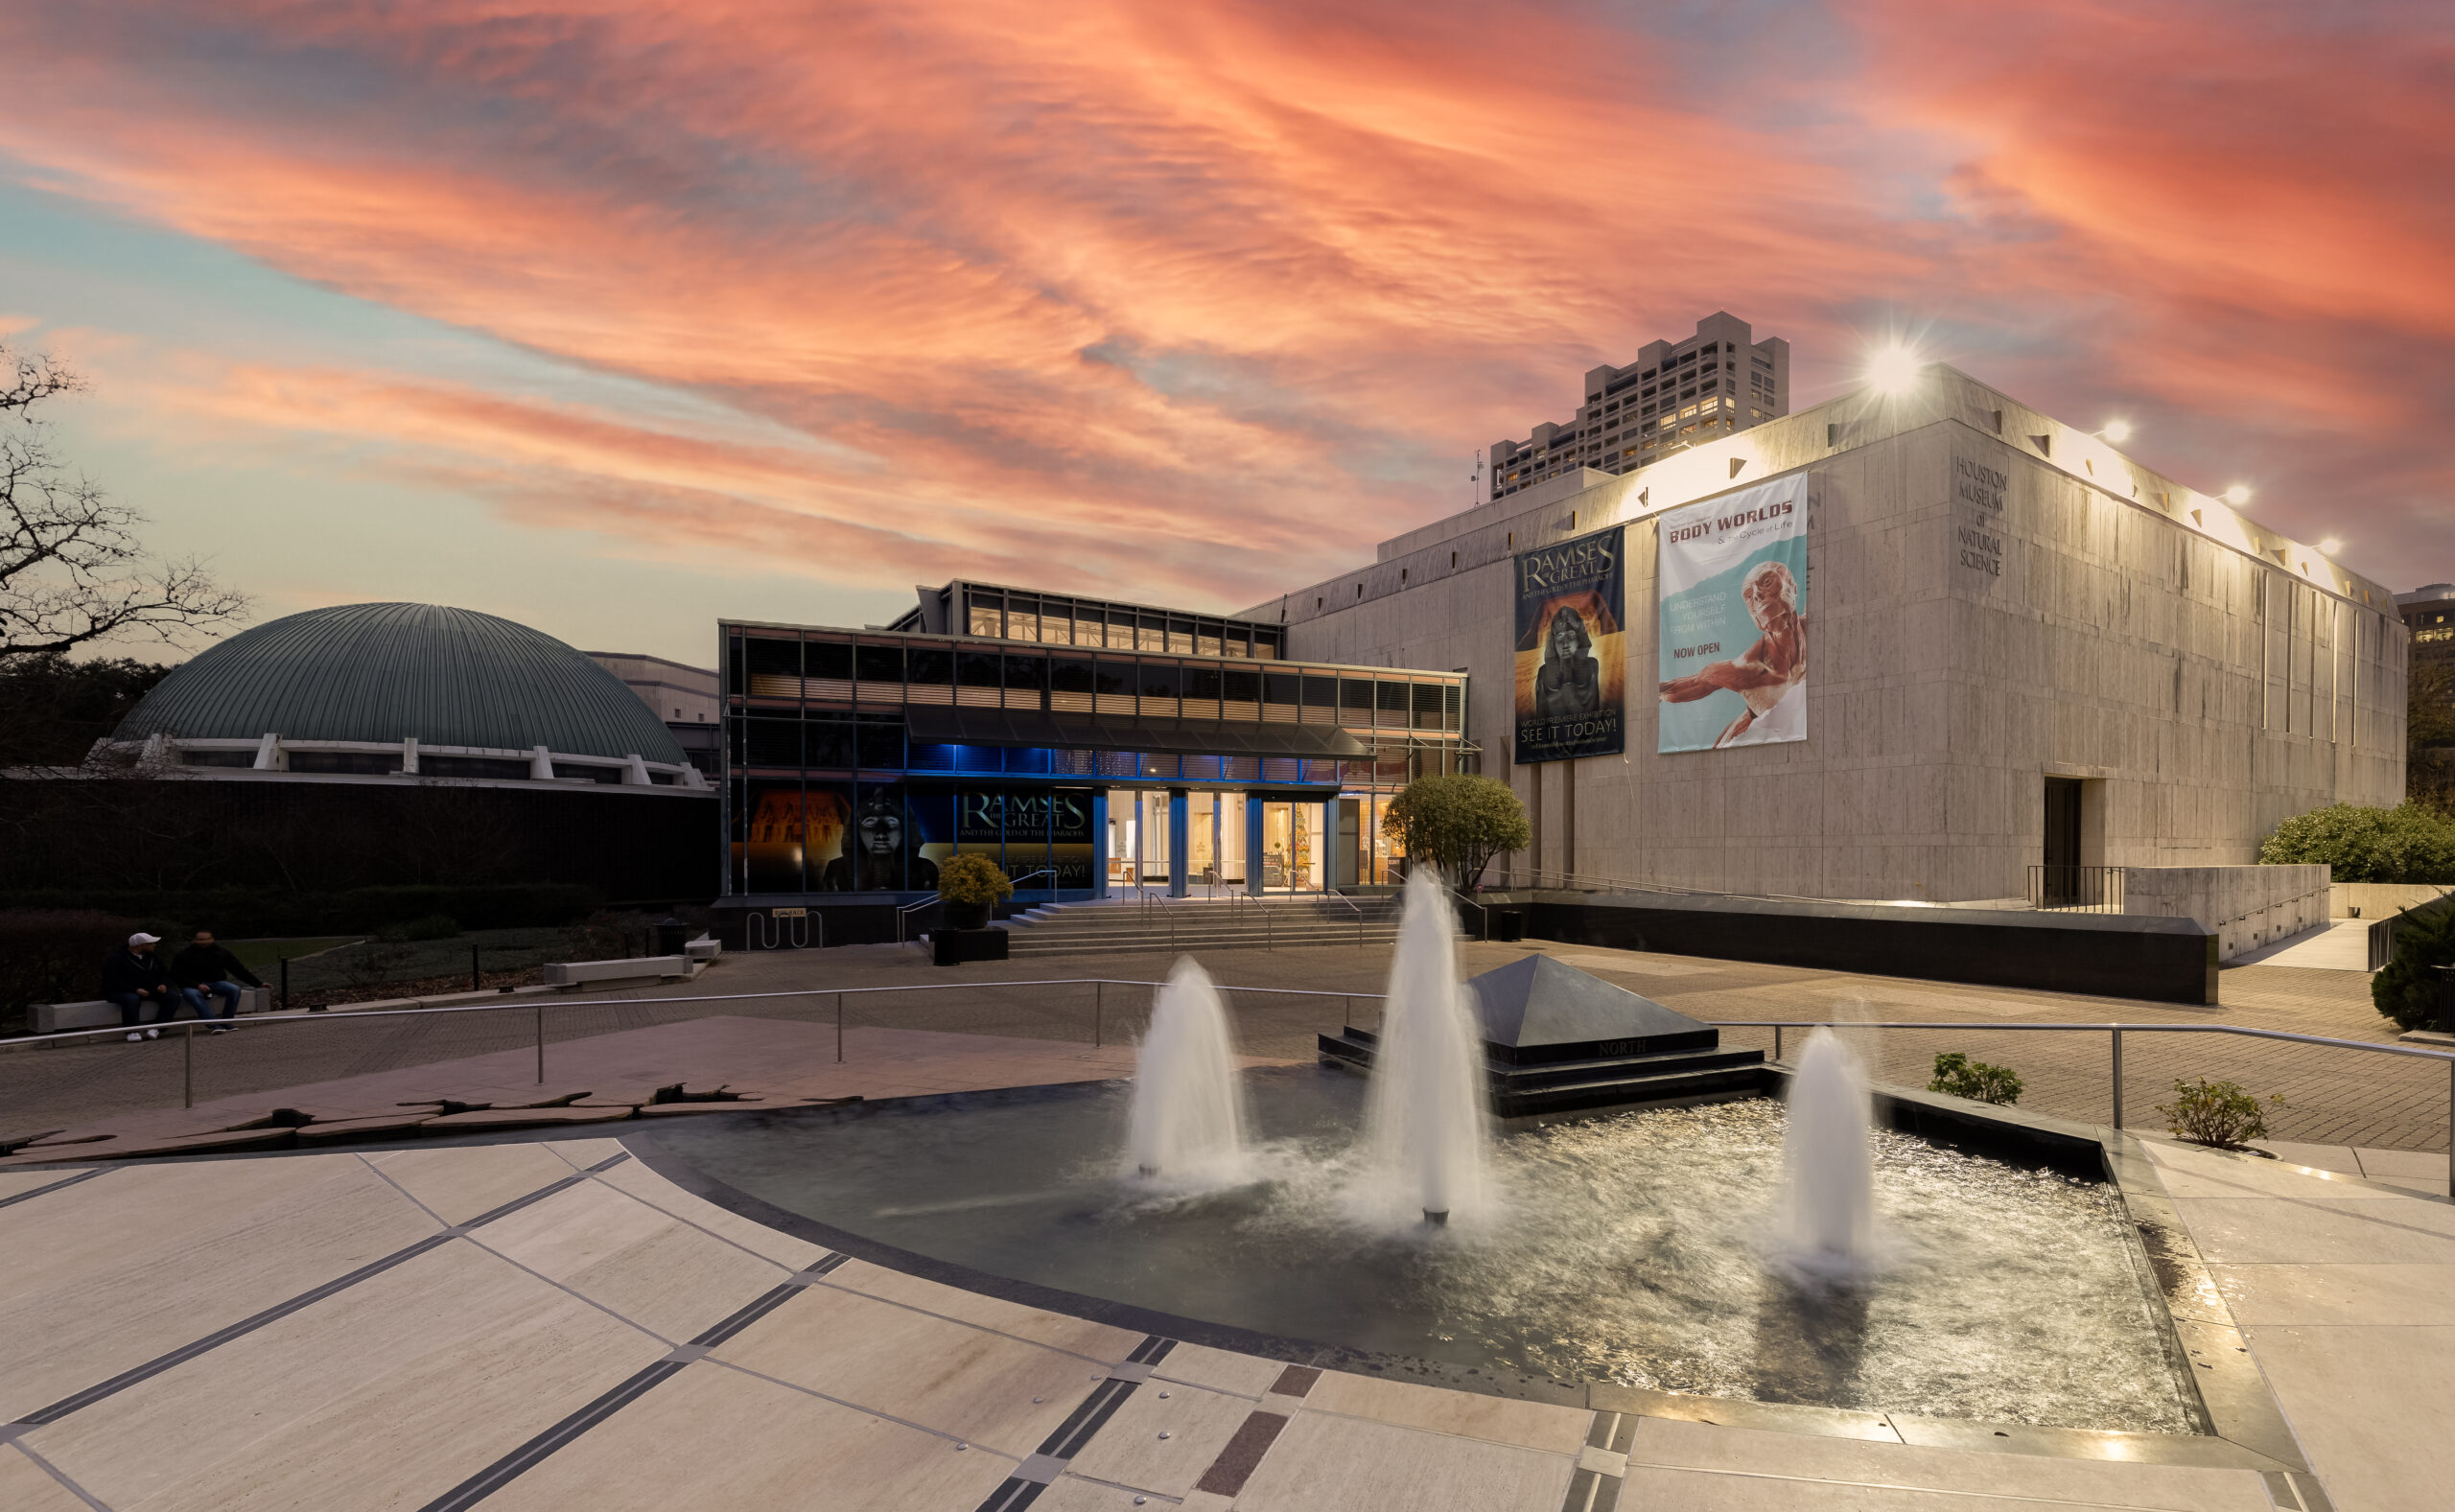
left=2368, top=893, right=2455, bottom=973
left=269, top=925, right=652, bottom=1006
left=6, top=987, right=2451, bottom=1193
left=2024, top=865, right=2126, bottom=912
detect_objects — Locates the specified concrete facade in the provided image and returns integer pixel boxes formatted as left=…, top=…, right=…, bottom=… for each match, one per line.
left=1249, top=366, right=2407, bottom=902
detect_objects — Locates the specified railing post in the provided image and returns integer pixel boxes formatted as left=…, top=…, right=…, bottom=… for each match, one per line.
left=279, top=956, right=290, bottom=1012
left=2445, top=1058, right=2452, bottom=1202
left=471, top=944, right=481, bottom=992
left=835, top=991, right=844, bottom=1064
left=536, top=1003, right=545, bottom=1084
left=1094, top=981, right=1104, bottom=1048
left=2111, top=1029, right=2124, bottom=1128
left=1773, top=1025, right=1783, bottom=1062
left=184, top=1022, right=194, bottom=1108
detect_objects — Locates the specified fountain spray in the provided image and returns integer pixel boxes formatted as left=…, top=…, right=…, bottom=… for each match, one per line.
left=1363, top=871, right=1490, bottom=1224
left=1777, top=1028, right=1877, bottom=1279
left=1127, top=956, right=1251, bottom=1184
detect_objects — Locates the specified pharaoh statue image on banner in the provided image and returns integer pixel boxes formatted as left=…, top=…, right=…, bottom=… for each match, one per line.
left=1512, top=524, right=1627, bottom=762
left=1656, top=477, right=1811, bottom=753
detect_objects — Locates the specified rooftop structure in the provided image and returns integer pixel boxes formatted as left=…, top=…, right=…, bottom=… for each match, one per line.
left=887, top=579, right=1286, bottom=659
left=1487, top=312, right=1789, bottom=502
left=2398, top=583, right=2455, bottom=661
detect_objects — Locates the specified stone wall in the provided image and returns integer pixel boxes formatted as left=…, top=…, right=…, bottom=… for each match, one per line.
left=1260, top=367, right=2406, bottom=902
left=2333, top=882, right=2455, bottom=919
left=2119, top=864, right=2331, bottom=962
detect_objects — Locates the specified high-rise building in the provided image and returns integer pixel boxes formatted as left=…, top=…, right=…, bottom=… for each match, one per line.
left=2397, top=583, right=2455, bottom=663
left=1486, top=312, right=1789, bottom=502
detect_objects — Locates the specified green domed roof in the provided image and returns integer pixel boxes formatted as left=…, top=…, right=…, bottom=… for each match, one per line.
left=116, top=602, right=686, bottom=763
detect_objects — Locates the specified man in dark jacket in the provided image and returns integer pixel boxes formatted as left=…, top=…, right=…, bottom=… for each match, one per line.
left=101, top=933, right=174, bottom=1041
left=170, top=930, right=263, bottom=1034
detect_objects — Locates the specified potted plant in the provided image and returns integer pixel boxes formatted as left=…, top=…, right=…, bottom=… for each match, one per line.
left=937, top=853, right=1013, bottom=931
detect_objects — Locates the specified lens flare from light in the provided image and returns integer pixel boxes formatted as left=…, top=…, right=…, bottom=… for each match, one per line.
left=2318, top=537, right=2342, bottom=555
left=2101, top=420, right=2132, bottom=444
left=2223, top=484, right=2252, bottom=505
left=1866, top=345, right=1922, bottom=395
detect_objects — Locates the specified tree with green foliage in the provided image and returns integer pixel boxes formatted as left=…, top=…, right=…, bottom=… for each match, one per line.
left=2373, top=896, right=2455, bottom=1033
left=1380, top=774, right=1531, bottom=888
left=2411, top=659, right=2455, bottom=812
left=936, top=852, right=1014, bottom=907
left=0, top=651, right=173, bottom=765
left=2258, top=803, right=2455, bottom=883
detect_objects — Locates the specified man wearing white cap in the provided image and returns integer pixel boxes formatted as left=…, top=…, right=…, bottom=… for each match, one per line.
left=100, top=932, right=175, bottom=1042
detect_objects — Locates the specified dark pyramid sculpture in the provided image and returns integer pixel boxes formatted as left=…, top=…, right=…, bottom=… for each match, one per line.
left=1317, top=952, right=1766, bottom=1117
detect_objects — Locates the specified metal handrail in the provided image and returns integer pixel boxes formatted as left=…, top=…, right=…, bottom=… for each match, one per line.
left=1134, top=885, right=1177, bottom=953
left=1323, top=889, right=1365, bottom=946
left=1718, top=1017, right=2455, bottom=1193
left=894, top=894, right=941, bottom=947
left=1449, top=889, right=1491, bottom=942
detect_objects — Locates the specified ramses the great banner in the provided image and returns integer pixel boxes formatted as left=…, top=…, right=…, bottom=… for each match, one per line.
left=1512, top=524, right=1626, bottom=763
left=1655, top=477, right=1811, bottom=753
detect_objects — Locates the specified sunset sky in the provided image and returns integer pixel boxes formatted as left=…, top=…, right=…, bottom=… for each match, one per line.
left=2, top=0, right=2448, bottom=666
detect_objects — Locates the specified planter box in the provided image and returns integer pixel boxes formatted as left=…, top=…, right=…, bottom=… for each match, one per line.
left=932, top=928, right=1009, bottom=965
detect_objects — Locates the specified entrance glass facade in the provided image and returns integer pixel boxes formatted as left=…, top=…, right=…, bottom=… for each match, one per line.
left=720, top=613, right=1472, bottom=901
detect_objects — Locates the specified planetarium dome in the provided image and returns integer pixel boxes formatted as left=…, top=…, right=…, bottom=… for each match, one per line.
left=109, top=602, right=704, bottom=788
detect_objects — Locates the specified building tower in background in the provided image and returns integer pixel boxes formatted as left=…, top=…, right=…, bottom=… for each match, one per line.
left=1487, top=312, right=1789, bottom=502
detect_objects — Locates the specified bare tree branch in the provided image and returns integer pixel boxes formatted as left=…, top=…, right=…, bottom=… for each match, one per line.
left=0, top=343, right=250, bottom=657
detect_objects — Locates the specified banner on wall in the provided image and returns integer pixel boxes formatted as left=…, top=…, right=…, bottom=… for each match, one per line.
left=1655, top=477, right=1811, bottom=753
left=1512, top=525, right=1627, bottom=764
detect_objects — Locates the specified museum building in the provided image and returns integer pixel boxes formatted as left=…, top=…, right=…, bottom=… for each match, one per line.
left=1248, top=363, right=2410, bottom=903
left=717, top=584, right=1473, bottom=920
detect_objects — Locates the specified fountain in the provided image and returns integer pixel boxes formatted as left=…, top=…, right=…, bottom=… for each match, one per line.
left=1126, top=956, right=1251, bottom=1185
left=1361, top=871, right=1490, bottom=1224
left=1774, top=1028, right=1878, bottom=1283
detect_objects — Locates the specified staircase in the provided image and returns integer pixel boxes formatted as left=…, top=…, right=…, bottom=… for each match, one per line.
left=999, top=894, right=1418, bottom=957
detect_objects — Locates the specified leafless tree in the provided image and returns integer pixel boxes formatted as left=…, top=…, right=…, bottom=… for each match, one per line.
left=1, top=345, right=249, bottom=658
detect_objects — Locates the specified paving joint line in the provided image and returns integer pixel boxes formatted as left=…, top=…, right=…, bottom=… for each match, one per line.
left=3, top=1157, right=628, bottom=1432
left=0, top=1169, right=107, bottom=1209
left=9, top=1439, right=113, bottom=1511
left=974, top=1336, right=1176, bottom=1511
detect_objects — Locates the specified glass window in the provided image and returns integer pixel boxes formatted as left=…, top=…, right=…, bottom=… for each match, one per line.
left=957, top=650, right=1001, bottom=687
left=726, top=633, right=745, bottom=697
left=805, top=715, right=853, bottom=769
left=1094, top=659, right=1135, bottom=698
left=1138, top=614, right=1167, bottom=653
left=855, top=715, right=903, bottom=769
left=1168, top=618, right=1196, bottom=654
left=804, top=640, right=853, bottom=682
left=1264, top=672, right=1300, bottom=706
left=1413, top=683, right=1444, bottom=729
left=855, top=642, right=903, bottom=686
left=1443, top=684, right=1463, bottom=731
left=1107, top=610, right=1136, bottom=648
left=907, top=646, right=953, bottom=686
left=1376, top=681, right=1409, bottom=724
left=1302, top=674, right=1338, bottom=709
left=1340, top=679, right=1374, bottom=718
left=966, top=595, right=1003, bottom=638
left=1051, top=657, right=1094, bottom=711
left=1224, top=668, right=1261, bottom=708
left=745, top=717, right=800, bottom=766
left=1184, top=664, right=1224, bottom=702
left=1139, top=661, right=1181, bottom=701
left=1004, top=653, right=1045, bottom=698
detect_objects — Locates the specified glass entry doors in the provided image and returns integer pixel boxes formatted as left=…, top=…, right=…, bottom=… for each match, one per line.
left=1107, top=789, right=1251, bottom=890
left=1260, top=802, right=1322, bottom=891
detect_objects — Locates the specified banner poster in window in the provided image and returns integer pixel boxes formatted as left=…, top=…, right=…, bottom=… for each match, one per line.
left=1512, top=524, right=1627, bottom=764
left=821, top=784, right=941, bottom=892
left=1048, top=787, right=1096, bottom=891
left=736, top=782, right=849, bottom=893
left=1656, top=476, right=1811, bottom=753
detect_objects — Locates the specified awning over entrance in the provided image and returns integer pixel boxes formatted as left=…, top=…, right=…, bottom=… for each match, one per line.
left=902, top=705, right=1368, bottom=759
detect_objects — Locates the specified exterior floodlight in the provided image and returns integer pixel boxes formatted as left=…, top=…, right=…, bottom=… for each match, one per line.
left=2318, top=537, right=2342, bottom=554
left=1866, top=345, right=1922, bottom=395
left=2222, top=484, right=2251, bottom=505
left=2099, top=420, right=2132, bottom=444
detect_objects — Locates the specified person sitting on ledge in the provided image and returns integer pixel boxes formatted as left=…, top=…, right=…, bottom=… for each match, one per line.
left=170, top=929, right=262, bottom=1035
left=100, top=932, right=174, bottom=1042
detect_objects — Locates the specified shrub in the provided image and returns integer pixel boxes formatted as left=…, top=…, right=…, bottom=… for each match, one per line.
left=0, top=910, right=145, bottom=1034
left=2372, top=896, right=2455, bottom=1033
left=937, top=853, right=1014, bottom=907
left=1929, top=1052, right=2022, bottom=1105
left=1380, top=774, right=1531, bottom=888
left=2160, top=1078, right=2283, bottom=1150
left=2258, top=803, right=2455, bottom=883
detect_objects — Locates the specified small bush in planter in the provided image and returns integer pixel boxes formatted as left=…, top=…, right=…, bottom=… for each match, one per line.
left=1929, top=1052, right=2022, bottom=1105
left=937, top=854, right=1013, bottom=928
left=2160, top=1078, right=2284, bottom=1150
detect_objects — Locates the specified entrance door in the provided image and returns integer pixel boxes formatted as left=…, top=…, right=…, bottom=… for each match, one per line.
left=1334, top=799, right=1362, bottom=889
left=2043, top=777, right=2082, bottom=906
left=1260, top=803, right=1322, bottom=891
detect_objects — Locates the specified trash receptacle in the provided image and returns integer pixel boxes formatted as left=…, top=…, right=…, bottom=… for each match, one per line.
left=1491, top=910, right=1526, bottom=943
left=656, top=916, right=690, bottom=956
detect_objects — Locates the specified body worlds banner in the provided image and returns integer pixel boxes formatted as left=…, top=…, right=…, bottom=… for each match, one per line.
left=1656, top=477, right=1810, bottom=753
left=1513, top=525, right=1626, bottom=764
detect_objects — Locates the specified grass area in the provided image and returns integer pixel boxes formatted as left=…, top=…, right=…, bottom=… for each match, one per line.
left=223, top=938, right=362, bottom=974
